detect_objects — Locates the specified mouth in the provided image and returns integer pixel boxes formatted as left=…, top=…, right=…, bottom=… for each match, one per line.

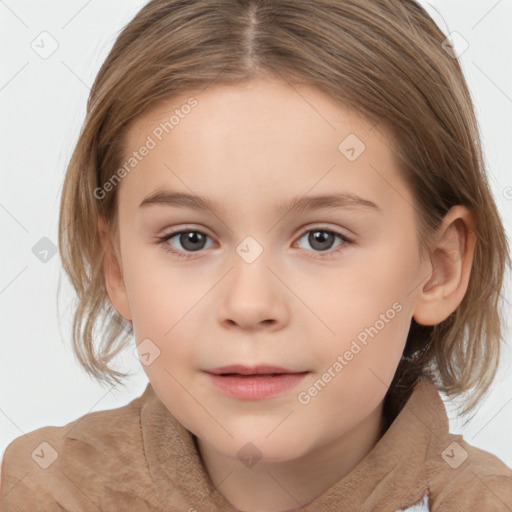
left=205, top=364, right=307, bottom=376
left=218, top=373, right=285, bottom=377
left=203, top=364, right=309, bottom=400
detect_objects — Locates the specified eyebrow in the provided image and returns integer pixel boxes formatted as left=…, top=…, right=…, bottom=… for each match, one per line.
left=138, top=190, right=380, bottom=215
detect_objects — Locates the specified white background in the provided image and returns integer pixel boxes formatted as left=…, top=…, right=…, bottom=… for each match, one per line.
left=1, top=0, right=511, bottom=470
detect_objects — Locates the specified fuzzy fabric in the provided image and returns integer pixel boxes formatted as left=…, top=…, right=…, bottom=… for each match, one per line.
left=396, top=489, right=430, bottom=511
left=1, top=378, right=511, bottom=511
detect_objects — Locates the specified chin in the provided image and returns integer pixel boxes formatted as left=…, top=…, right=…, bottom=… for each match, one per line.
left=202, top=432, right=311, bottom=465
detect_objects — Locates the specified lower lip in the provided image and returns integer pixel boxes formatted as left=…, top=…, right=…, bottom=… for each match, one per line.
left=205, top=372, right=309, bottom=400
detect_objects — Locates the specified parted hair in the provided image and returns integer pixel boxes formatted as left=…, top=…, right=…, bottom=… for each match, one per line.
left=58, top=0, right=510, bottom=425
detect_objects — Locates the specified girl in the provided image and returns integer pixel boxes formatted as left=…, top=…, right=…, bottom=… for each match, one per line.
left=1, top=0, right=511, bottom=510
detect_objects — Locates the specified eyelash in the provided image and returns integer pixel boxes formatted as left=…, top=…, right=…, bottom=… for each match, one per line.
left=157, top=226, right=353, bottom=260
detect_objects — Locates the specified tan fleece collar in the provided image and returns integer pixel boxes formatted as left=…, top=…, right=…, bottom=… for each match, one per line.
left=140, top=378, right=446, bottom=511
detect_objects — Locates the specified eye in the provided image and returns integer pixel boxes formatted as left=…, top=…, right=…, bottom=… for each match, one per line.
left=157, top=226, right=352, bottom=260
left=157, top=228, right=216, bottom=259
left=295, top=227, right=352, bottom=257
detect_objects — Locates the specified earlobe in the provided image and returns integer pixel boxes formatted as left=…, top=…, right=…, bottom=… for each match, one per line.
left=97, top=216, right=132, bottom=322
left=413, top=206, right=476, bottom=326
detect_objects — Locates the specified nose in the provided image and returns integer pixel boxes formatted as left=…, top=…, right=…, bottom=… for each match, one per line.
left=217, top=255, right=289, bottom=332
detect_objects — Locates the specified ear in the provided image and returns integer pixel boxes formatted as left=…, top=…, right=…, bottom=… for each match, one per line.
left=413, top=205, right=476, bottom=326
left=98, top=216, right=132, bottom=322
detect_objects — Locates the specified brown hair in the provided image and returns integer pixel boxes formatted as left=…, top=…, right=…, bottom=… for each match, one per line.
left=58, top=0, right=510, bottom=425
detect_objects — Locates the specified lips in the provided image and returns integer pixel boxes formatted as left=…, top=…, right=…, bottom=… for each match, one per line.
left=204, top=365, right=309, bottom=400
left=205, top=364, right=305, bottom=376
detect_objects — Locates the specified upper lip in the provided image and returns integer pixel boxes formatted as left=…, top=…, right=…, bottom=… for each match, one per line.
left=205, top=365, right=307, bottom=375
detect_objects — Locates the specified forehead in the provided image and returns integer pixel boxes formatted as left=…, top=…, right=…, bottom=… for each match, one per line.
left=119, top=78, right=412, bottom=217
left=125, top=77, right=381, bottom=151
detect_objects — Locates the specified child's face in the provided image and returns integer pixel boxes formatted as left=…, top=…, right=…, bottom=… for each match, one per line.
left=110, top=77, right=432, bottom=463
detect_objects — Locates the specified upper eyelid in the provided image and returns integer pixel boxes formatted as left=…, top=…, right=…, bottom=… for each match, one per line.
left=162, top=224, right=350, bottom=235
left=161, top=225, right=352, bottom=244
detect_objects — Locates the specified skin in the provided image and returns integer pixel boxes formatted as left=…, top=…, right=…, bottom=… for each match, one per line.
left=99, top=76, right=476, bottom=512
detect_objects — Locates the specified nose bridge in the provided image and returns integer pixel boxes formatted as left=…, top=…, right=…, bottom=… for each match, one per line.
left=230, top=233, right=275, bottom=293
left=217, top=233, right=288, bottom=329
left=235, top=232, right=267, bottom=265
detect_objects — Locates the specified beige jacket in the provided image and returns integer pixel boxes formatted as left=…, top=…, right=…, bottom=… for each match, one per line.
left=1, top=378, right=511, bottom=511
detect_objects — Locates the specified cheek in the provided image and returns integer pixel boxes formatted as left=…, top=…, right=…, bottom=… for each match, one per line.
left=305, top=241, right=417, bottom=386
left=120, top=246, right=205, bottom=364
left=121, top=237, right=192, bottom=326
left=121, top=262, right=215, bottom=438
left=305, top=248, right=414, bottom=339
